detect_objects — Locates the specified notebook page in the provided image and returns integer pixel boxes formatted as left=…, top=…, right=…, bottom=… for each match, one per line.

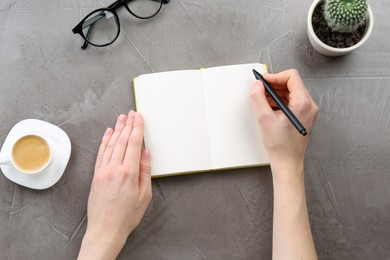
left=201, top=63, right=269, bottom=169
left=135, top=70, right=212, bottom=176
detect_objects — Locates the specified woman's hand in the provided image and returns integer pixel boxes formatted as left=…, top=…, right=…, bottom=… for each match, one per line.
left=78, top=111, right=152, bottom=260
left=251, top=69, right=318, bottom=260
left=250, top=69, right=318, bottom=181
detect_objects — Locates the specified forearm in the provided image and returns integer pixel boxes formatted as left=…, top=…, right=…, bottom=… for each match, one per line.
left=271, top=162, right=317, bottom=260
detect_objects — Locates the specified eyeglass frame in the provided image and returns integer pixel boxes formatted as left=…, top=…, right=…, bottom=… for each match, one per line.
left=72, top=0, right=170, bottom=49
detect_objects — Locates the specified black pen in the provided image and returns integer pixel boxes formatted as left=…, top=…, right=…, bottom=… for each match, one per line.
left=252, top=69, right=307, bottom=136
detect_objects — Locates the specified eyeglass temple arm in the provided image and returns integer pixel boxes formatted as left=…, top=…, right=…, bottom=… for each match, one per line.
left=81, top=27, right=92, bottom=49
left=81, top=12, right=107, bottom=49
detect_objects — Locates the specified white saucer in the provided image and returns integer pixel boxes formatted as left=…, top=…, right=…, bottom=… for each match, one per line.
left=0, top=119, right=71, bottom=190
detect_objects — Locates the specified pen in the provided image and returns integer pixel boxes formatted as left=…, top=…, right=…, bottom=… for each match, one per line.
left=252, top=69, right=307, bottom=136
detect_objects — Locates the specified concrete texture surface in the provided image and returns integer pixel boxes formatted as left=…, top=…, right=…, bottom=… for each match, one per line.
left=1, top=0, right=390, bottom=259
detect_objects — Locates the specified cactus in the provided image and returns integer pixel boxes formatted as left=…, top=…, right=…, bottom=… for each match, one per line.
left=324, top=0, right=368, bottom=32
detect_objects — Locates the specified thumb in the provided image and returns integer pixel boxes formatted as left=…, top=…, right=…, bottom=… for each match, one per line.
left=139, top=149, right=152, bottom=197
left=250, top=81, right=273, bottom=119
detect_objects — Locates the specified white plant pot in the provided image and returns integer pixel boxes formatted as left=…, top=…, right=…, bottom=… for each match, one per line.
left=307, top=0, right=374, bottom=57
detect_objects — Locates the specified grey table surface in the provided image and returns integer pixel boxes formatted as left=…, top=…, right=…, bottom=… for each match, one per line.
left=1, top=0, right=390, bottom=259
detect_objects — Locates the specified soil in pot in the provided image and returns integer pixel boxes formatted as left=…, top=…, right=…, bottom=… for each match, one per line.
left=312, top=1, right=367, bottom=49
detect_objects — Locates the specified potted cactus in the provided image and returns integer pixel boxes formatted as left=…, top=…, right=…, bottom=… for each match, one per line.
left=307, top=0, right=374, bottom=56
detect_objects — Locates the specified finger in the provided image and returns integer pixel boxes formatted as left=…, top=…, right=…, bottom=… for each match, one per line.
left=94, top=128, right=113, bottom=171
left=102, top=114, right=127, bottom=165
left=264, top=70, right=313, bottom=114
left=266, top=96, right=289, bottom=108
left=262, top=71, right=291, bottom=87
left=265, top=89, right=290, bottom=99
left=264, top=69, right=309, bottom=95
left=250, top=81, right=274, bottom=119
left=123, top=112, right=144, bottom=179
left=110, top=111, right=136, bottom=165
left=139, top=149, right=152, bottom=197
left=261, top=73, right=288, bottom=90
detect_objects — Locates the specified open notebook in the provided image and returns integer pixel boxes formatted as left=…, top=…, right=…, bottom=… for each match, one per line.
left=134, top=63, right=269, bottom=177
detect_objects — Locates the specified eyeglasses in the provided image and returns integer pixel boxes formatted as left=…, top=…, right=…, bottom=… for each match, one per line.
left=72, top=0, right=170, bottom=49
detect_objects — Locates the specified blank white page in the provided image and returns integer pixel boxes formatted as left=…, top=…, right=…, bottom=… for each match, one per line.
left=135, top=70, right=211, bottom=176
left=201, top=63, right=269, bottom=169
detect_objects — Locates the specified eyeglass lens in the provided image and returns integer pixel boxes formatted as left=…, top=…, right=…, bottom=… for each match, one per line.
left=82, top=10, right=119, bottom=46
left=127, top=0, right=162, bottom=18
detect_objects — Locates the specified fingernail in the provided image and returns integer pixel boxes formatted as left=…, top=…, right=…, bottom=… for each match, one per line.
left=143, top=149, right=151, bottom=160
left=134, top=112, right=141, bottom=122
left=128, top=110, right=135, bottom=119
left=104, top=128, right=112, bottom=136
left=251, top=82, right=261, bottom=93
left=118, top=114, right=126, bottom=124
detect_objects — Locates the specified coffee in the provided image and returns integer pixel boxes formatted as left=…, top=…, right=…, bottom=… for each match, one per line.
left=12, top=135, right=50, bottom=173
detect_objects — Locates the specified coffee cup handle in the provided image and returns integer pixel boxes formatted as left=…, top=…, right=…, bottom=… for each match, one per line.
left=0, top=154, right=12, bottom=165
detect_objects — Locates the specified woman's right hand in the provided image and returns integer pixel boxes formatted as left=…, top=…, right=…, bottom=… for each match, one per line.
left=250, top=69, right=318, bottom=180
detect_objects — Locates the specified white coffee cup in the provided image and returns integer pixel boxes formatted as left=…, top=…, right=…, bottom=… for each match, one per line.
left=0, top=134, right=52, bottom=174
